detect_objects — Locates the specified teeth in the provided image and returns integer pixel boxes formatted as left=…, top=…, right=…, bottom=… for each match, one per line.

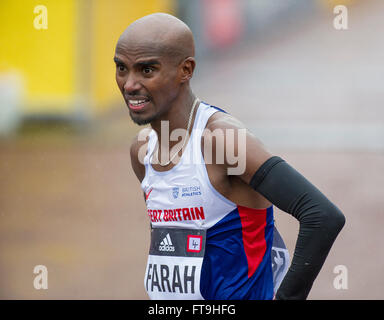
left=129, top=100, right=147, bottom=106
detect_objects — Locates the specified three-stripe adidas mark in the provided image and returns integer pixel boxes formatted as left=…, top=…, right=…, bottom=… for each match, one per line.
left=158, top=233, right=175, bottom=252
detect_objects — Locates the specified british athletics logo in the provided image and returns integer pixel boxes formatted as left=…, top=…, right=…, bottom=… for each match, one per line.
left=171, top=186, right=201, bottom=199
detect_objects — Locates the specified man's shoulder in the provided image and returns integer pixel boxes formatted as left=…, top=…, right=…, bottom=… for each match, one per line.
left=202, top=105, right=273, bottom=178
left=202, top=109, right=249, bottom=170
left=205, top=108, right=247, bottom=132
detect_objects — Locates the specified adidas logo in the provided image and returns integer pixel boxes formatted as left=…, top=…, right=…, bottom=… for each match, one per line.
left=158, top=233, right=175, bottom=252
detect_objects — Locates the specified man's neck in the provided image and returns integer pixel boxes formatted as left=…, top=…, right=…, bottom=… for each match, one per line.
left=150, top=89, right=197, bottom=148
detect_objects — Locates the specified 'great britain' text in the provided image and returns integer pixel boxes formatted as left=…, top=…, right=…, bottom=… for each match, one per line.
left=147, top=206, right=205, bottom=222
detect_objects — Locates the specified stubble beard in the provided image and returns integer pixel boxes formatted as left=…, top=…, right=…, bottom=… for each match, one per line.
left=130, top=112, right=156, bottom=126
left=129, top=107, right=165, bottom=126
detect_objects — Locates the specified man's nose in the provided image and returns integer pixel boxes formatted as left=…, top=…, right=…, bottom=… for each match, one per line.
left=123, top=74, right=141, bottom=93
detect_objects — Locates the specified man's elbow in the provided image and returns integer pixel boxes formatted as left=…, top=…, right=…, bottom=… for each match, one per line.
left=324, top=203, right=346, bottom=238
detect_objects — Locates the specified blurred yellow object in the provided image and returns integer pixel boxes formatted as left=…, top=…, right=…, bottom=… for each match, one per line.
left=0, top=1, right=76, bottom=115
left=0, top=0, right=174, bottom=120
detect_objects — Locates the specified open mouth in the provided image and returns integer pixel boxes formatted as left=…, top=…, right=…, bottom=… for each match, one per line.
left=127, top=98, right=150, bottom=111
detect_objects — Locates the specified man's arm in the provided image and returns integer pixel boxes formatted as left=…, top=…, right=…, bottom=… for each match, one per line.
left=130, top=130, right=150, bottom=203
left=250, top=156, right=345, bottom=299
left=207, top=113, right=345, bottom=299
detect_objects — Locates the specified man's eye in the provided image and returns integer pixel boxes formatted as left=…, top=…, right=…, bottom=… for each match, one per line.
left=142, top=67, right=153, bottom=74
left=117, top=64, right=125, bottom=72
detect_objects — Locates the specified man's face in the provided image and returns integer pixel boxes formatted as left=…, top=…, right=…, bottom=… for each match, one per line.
left=114, top=40, right=181, bottom=125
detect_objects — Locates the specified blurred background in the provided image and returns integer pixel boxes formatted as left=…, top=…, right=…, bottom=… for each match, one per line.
left=0, top=0, right=383, bottom=299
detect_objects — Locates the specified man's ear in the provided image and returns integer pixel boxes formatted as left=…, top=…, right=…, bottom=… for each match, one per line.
left=180, top=57, right=195, bottom=83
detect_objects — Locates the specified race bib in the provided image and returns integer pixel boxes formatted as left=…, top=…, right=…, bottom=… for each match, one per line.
left=271, top=226, right=290, bottom=293
left=145, top=226, right=289, bottom=299
left=144, top=228, right=206, bottom=300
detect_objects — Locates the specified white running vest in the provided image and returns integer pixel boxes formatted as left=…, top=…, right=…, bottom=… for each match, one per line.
left=140, top=102, right=289, bottom=300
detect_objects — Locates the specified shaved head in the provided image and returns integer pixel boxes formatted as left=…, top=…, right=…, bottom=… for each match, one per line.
left=117, top=13, right=195, bottom=64
left=115, top=13, right=197, bottom=126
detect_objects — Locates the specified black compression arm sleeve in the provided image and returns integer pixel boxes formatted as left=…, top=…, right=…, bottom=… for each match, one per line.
left=250, top=156, right=345, bottom=300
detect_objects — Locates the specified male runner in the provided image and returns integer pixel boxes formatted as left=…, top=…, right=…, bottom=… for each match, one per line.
left=114, top=13, right=345, bottom=300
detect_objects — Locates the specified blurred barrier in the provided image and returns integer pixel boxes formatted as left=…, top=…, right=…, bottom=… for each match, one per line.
left=0, top=0, right=360, bottom=134
left=178, top=0, right=319, bottom=57
left=243, top=0, right=317, bottom=37
left=0, top=0, right=175, bottom=130
left=317, top=0, right=357, bottom=9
